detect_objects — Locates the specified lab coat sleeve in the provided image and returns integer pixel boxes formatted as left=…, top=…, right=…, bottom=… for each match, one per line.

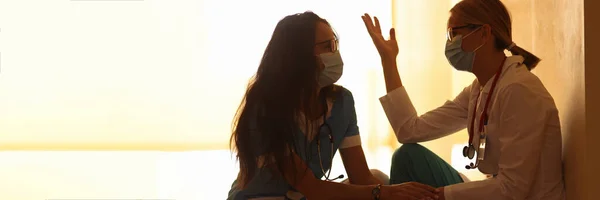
left=444, top=84, right=547, bottom=200
left=379, top=86, right=471, bottom=143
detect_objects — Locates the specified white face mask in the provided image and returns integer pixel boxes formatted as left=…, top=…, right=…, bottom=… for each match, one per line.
left=317, top=50, right=344, bottom=87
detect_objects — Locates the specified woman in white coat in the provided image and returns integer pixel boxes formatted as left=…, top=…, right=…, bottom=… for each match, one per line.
left=361, top=0, right=566, bottom=199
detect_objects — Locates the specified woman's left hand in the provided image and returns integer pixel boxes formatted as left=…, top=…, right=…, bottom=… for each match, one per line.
left=361, top=13, right=399, bottom=62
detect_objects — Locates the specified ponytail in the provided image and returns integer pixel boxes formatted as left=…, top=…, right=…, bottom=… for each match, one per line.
left=505, top=42, right=541, bottom=70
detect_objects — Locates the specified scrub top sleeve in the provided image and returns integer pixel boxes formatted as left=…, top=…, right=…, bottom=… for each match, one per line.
left=339, top=89, right=362, bottom=149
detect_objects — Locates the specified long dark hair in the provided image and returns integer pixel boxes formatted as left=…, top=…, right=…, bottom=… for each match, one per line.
left=230, top=11, right=338, bottom=188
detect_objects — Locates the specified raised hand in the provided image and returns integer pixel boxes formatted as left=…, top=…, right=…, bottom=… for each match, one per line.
left=361, top=13, right=399, bottom=62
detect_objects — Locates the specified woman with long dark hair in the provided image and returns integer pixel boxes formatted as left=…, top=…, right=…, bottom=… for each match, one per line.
left=227, top=11, right=439, bottom=200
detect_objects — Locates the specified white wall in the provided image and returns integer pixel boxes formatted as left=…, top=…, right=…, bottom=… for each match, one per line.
left=504, top=0, right=600, bottom=199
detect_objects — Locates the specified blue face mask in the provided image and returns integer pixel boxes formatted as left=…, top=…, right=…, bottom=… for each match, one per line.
left=317, top=50, right=344, bottom=87
left=444, top=29, right=485, bottom=72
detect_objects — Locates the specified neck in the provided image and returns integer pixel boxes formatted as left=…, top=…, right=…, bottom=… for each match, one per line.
left=473, top=52, right=507, bottom=86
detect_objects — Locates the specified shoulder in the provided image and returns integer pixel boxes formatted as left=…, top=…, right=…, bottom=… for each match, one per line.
left=501, top=56, right=543, bottom=87
left=454, top=80, right=477, bottom=103
left=497, top=74, right=557, bottom=112
left=495, top=57, right=557, bottom=109
left=332, top=85, right=355, bottom=104
left=500, top=63, right=548, bottom=96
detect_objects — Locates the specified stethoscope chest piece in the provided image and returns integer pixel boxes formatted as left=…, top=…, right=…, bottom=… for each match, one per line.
left=463, top=57, right=506, bottom=170
left=463, top=144, right=476, bottom=159
left=464, top=133, right=488, bottom=169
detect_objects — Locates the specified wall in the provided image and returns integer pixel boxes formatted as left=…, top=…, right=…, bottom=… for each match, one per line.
left=532, top=0, right=586, bottom=199
left=505, top=0, right=600, bottom=199
left=585, top=0, right=600, bottom=199
left=391, top=0, right=457, bottom=161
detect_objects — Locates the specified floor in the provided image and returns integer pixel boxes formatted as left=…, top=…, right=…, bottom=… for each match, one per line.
left=0, top=148, right=482, bottom=200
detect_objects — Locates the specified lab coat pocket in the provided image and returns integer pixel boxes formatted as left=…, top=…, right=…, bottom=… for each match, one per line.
left=479, top=121, right=500, bottom=173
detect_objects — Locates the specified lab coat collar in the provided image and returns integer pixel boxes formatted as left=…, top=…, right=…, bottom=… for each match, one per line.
left=478, top=55, right=524, bottom=93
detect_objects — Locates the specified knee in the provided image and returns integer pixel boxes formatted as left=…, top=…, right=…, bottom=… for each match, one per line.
left=370, top=169, right=390, bottom=185
left=392, top=143, right=428, bottom=161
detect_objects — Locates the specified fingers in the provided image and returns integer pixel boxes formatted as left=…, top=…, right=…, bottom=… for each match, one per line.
left=390, top=182, right=438, bottom=200
left=361, top=14, right=380, bottom=34
left=374, top=16, right=382, bottom=34
left=407, top=182, right=439, bottom=200
left=411, top=186, right=438, bottom=199
left=361, top=14, right=373, bottom=33
left=393, top=190, right=431, bottom=200
left=362, top=13, right=390, bottom=41
left=405, top=181, right=437, bottom=192
left=395, top=194, right=418, bottom=200
left=390, top=28, right=397, bottom=41
left=360, top=15, right=369, bottom=31
left=385, top=186, right=436, bottom=200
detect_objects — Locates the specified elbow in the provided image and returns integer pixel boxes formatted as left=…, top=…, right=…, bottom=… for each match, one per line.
left=396, top=135, right=416, bottom=144
left=394, top=128, right=418, bottom=144
left=396, top=137, right=411, bottom=144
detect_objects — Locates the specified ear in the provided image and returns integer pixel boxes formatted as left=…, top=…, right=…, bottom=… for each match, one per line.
left=482, top=24, right=493, bottom=42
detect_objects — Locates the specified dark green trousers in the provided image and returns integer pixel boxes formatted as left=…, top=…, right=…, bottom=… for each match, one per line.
left=390, top=143, right=464, bottom=188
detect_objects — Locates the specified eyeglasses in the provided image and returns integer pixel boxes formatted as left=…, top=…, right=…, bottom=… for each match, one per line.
left=315, top=39, right=339, bottom=53
left=446, top=24, right=482, bottom=42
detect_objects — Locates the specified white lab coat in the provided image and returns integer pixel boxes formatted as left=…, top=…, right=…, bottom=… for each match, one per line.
left=379, top=56, right=566, bottom=200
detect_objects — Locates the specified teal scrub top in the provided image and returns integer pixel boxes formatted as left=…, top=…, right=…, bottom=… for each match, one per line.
left=227, top=87, right=360, bottom=200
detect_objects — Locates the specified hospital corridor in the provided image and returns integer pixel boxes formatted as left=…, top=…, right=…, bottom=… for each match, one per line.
left=0, top=0, right=598, bottom=199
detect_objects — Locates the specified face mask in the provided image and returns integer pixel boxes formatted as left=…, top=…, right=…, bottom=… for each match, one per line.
left=444, top=29, right=485, bottom=72
left=317, top=50, right=344, bottom=87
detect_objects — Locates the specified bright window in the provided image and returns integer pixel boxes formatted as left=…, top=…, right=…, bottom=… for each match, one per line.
left=0, top=0, right=484, bottom=199
left=0, top=0, right=390, bottom=151
left=0, top=0, right=393, bottom=199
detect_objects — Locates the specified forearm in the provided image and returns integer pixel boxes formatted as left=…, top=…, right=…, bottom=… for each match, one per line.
left=285, top=153, right=379, bottom=200
left=381, top=58, right=402, bottom=93
left=366, top=175, right=384, bottom=185
left=349, top=175, right=384, bottom=185
left=441, top=177, right=519, bottom=200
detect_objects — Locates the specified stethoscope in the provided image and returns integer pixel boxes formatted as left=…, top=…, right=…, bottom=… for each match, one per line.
left=316, top=95, right=344, bottom=181
left=463, top=57, right=506, bottom=170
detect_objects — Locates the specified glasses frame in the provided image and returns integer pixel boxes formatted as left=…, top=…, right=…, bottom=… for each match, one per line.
left=315, top=38, right=339, bottom=53
left=447, top=24, right=482, bottom=42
